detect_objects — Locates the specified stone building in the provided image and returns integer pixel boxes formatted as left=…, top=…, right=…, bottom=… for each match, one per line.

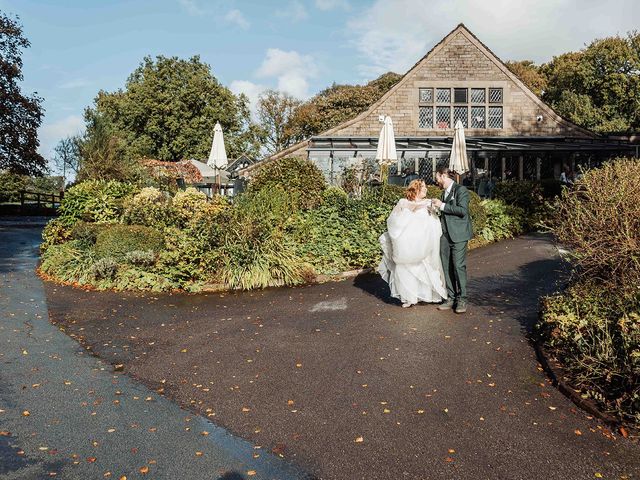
left=243, top=24, right=635, bottom=185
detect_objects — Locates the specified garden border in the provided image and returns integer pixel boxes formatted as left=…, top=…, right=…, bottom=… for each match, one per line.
left=533, top=338, right=637, bottom=438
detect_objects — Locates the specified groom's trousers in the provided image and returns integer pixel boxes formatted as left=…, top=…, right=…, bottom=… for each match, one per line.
left=440, top=232, right=468, bottom=301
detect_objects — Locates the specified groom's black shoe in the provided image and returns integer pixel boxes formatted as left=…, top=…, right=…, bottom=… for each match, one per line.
left=437, top=299, right=454, bottom=311
left=455, top=300, right=468, bottom=314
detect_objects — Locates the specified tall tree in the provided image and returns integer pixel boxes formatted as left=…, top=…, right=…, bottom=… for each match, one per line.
left=0, top=13, right=45, bottom=175
left=505, top=60, right=547, bottom=97
left=52, top=135, right=80, bottom=182
left=256, top=89, right=302, bottom=155
left=541, top=32, right=640, bottom=134
left=87, top=55, right=260, bottom=164
left=289, top=72, right=402, bottom=140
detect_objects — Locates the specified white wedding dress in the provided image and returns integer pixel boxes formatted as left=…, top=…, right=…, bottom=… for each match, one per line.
left=378, top=199, right=447, bottom=306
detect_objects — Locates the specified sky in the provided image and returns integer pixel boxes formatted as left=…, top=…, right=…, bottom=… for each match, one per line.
left=2, top=0, right=639, bottom=168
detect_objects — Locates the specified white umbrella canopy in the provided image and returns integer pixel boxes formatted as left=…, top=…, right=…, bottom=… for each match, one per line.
left=207, top=122, right=228, bottom=170
left=449, top=119, right=469, bottom=175
left=375, top=115, right=398, bottom=166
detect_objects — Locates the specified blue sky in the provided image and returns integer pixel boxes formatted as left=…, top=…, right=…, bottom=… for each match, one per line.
left=1, top=0, right=638, bottom=166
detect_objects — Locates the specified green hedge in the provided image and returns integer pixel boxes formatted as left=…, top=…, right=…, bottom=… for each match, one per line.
left=94, top=225, right=164, bottom=260
left=59, top=180, right=138, bottom=223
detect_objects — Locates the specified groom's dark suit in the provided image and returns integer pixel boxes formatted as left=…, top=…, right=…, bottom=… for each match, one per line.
left=439, top=182, right=473, bottom=302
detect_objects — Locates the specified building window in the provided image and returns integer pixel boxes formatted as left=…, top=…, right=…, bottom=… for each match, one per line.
left=454, top=88, right=467, bottom=104
left=488, top=106, right=503, bottom=128
left=453, top=106, right=468, bottom=127
left=436, top=88, right=451, bottom=104
left=471, top=106, right=485, bottom=128
left=418, top=86, right=503, bottom=129
left=489, top=88, right=503, bottom=103
left=471, top=88, right=485, bottom=104
left=419, top=88, right=433, bottom=103
left=418, top=106, right=433, bottom=128
left=436, top=106, right=450, bottom=129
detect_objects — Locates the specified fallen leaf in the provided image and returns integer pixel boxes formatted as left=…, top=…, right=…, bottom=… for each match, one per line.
left=417, top=410, right=425, bottom=414
left=619, top=427, right=629, bottom=438
left=87, top=457, right=97, bottom=463
left=139, top=466, right=149, bottom=474
left=548, top=406, right=557, bottom=411
left=242, top=407, right=251, bottom=412
left=354, top=436, right=364, bottom=443
left=574, top=429, right=582, bottom=436
left=448, top=449, right=456, bottom=454
left=22, top=410, right=30, bottom=417
left=0, top=431, right=10, bottom=436
left=247, top=471, right=256, bottom=476
left=195, top=451, right=203, bottom=457
left=595, top=474, right=603, bottom=478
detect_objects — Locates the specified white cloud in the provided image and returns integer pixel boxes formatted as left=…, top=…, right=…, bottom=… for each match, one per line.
left=255, top=48, right=318, bottom=99
left=224, top=9, right=250, bottom=29
left=277, top=0, right=309, bottom=22
left=38, top=115, right=85, bottom=160
left=230, top=80, right=267, bottom=118
left=315, top=0, right=350, bottom=10
left=348, top=0, right=640, bottom=79
left=178, top=0, right=205, bottom=16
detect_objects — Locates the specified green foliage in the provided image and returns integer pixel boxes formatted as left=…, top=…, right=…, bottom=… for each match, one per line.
left=91, top=257, right=118, bottom=280
left=94, top=224, right=164, bottom=260
left=468, top=190, right=487, bottom=234
left=70, top=221, right=105, bottom=248
left=551, top=158, right=640, bottom=294
left=289, top=72, right=402, bottom=139
left=86, top=55, right=260, bottom=162
left=0, top=172, right=63, bottom=202
left=541, top=33, right=640, bottom=133
left=493, top=180, right=558, bottom=229
left=505, top=60, right=548, bottom=97
left=124, top=250, right=156, bottom=267
left=40, top=241, right=97, bottom=284
left=173, top=187, right=228, bottom=227
left=217, top=187, right=311, bottom=289
left=41, top=218, right=73, bottom=253
left=123, top=186, right=173, bottom=228
left=59, top=180, right=138, bottom=223
left=537, top=282, right=639, bottom=425
left=0, top=13, right=45, bottom=175
left=248, top=157, right=327, bottom=209
left=479, top=199, right=526, bottom=242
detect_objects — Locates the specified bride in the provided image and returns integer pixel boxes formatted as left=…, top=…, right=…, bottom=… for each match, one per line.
left=378, top=179, right=447, bottom=308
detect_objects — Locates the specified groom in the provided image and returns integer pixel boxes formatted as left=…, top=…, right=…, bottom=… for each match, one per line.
left=432, top=166, right=473, bottom=314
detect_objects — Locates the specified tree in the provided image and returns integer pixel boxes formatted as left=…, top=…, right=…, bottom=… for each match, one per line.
left=0, top=13, right=45, bottom=175
left=76, top=112, right=143, bottom=182
left=256, top=89, right=302, bottom=155
left=289, top=72, right=402, bottom=140
left=86, top=55, right=260, bottom=165
left=541, top=32, right=640, bottom=134
left=505, top=60, right=547, bottom=97
left=52, top=136, right=80, bottom=184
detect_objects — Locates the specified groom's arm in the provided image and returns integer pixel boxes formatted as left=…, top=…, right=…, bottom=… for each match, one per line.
left=443, top=187, right=469, bottom=218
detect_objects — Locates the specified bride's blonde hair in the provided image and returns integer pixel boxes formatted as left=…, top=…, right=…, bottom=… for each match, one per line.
left=405, top=179, right=426, bottom=201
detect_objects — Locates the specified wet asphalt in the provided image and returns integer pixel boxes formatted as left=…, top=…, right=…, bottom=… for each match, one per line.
left=0, top=222, right=308, bottom=480
left=39, top=228, right=640, bottom=479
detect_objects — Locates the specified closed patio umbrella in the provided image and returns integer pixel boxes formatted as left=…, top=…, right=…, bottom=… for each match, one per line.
left=449, top=119, right=469, bottom=177
left=207, top=122, right=228, bottom=192
left=375, top=115, right=398, bottom=184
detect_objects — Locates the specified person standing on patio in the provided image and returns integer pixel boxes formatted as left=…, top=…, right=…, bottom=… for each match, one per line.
left=432, top=166, right=473, bottom=313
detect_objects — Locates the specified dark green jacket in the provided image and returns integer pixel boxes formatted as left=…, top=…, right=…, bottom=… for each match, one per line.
left=440, top=182, right=474, bottom=243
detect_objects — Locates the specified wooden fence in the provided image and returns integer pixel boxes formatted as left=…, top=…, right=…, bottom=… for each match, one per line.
left=18, top=190, right=64, bottom=210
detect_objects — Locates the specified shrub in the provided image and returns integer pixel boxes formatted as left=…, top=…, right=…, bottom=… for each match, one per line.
left=124, top=250, right=156, bottom=267
left=123, top=187, right=173, bottom=228
left=537, top=282, right=639, bottom=425
left=92, top=257, right=119, bottom=280
left=172, top=188, right=228, bottom=228
left=70, top=221, right=105, bottom=247
left=468, top=190, right=487, bottom=234
left=94, top=225, right=164, bottom=260
left=551, top=158, right=640, bottom=295
left=0, top=172, right=28, bottom=202
left=493, top=180, right=559, bottom=229
left=40, top=241, right=96, bottom=284
left=217, top=187, right=312, bottom=289
left=479, top=199, right=526, bottom=242
left=59, top=180, right=138, bottom=223
left=248, top=157, right=327, bottom=209
left=41, top=218, right=73, bottom=253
